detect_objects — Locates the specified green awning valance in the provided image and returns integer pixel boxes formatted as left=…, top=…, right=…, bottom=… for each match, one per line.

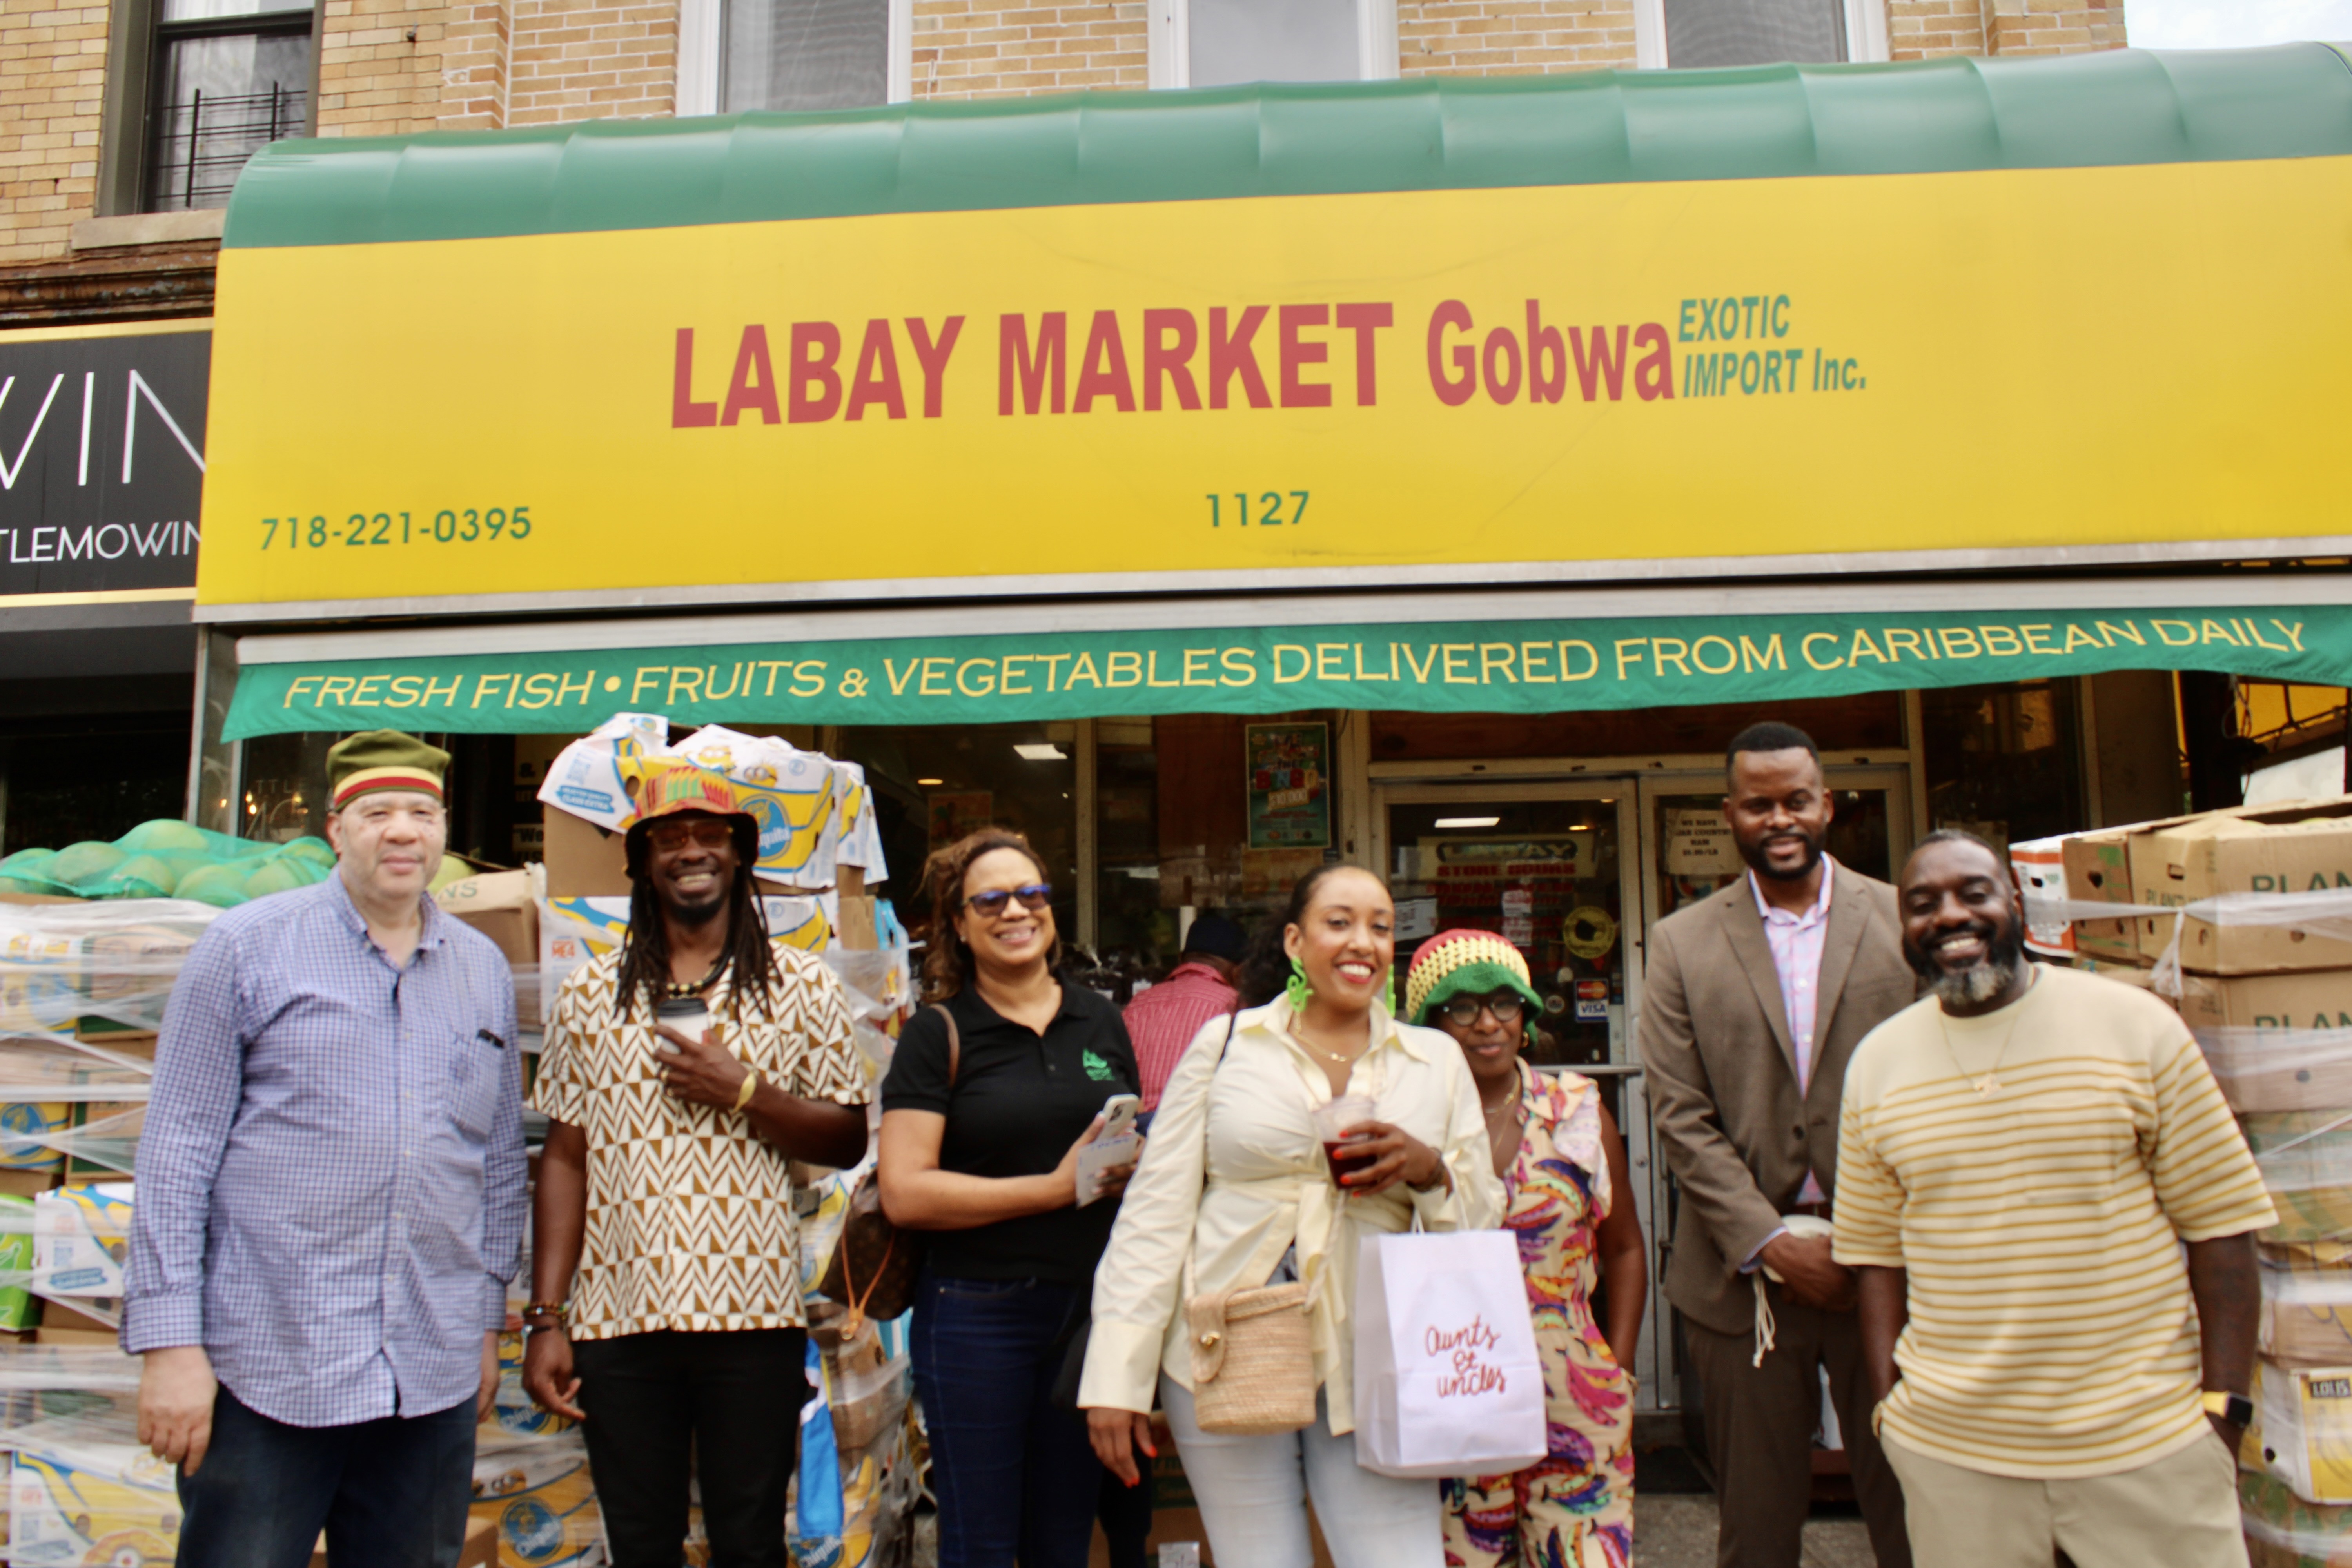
left=221, top=45, right=2352, bottom=251
left=226, top=603, right=2352, bottom=738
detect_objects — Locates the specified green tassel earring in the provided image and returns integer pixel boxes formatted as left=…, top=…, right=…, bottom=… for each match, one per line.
left=1385, top=967, right=1398, bottom=1017
left=1286, top=955, right=1314, bottom=1011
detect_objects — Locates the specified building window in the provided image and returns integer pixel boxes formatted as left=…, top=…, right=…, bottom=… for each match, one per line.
left=1150, top=0, right=1397, bottom=90
left=1663, top=0, right=1844, bottom=65
left=145, top=0, right=313, bottom=212
left=1632, top=0, right=1887, bottom=67
left=723, top=0, right=889, bottom=111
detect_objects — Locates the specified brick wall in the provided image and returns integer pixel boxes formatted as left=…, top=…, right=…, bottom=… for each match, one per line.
left=911, top=0, right=1147, bottom=101
left=1399, top=0, right=1637, bottom=76
left=0, top=0, right=107, bottom=264
left=315, top=0, right=454, bottom=136
left=506, top=0, right=675, bottom=126
left=1980, top=0, right=2126, bottom=56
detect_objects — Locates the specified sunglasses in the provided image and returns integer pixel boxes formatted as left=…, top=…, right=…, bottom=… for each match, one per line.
left=646, top=818, right=735, bottom=852
left=965, top=883, right=1053, bottom=918
left=1441, top=993, right=1526, bottom=1027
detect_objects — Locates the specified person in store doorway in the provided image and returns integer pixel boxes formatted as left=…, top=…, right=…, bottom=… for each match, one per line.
left=1637, top=721, right=1916, bottom=1568
left=125, top=730, right=526, bottom=1568
left=1836, top=830, right=2272, bottom=1568
left=1123, top=912, right=1248, bottom=1115
left=521, top=757, right=870, bottom=1568
left=1409, top=929, right=1646, bottom=1568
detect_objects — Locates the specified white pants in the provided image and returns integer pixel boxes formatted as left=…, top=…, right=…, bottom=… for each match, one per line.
left=1160, top=1375, right=1442, bottom=1568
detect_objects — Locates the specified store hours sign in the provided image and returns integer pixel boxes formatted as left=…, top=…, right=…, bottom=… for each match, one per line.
left=0, top=323, right=208, bottom=597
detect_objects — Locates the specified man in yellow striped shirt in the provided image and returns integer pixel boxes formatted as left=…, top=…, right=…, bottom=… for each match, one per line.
left=1834, top=829, right=2273, bottom=1568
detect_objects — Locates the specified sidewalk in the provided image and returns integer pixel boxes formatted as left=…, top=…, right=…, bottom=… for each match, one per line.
left=1633, top=1494, right=1875, bottom=1568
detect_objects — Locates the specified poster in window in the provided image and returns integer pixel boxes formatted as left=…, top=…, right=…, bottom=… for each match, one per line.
left=1245, top=723, right=1331, bottom=851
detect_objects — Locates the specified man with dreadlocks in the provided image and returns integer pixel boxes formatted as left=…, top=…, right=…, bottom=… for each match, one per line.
left=522, top=756, right=871, bottom=1568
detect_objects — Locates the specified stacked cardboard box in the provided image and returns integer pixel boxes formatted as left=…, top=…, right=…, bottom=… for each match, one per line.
left=2054, top=799, right=2352, bottom=1558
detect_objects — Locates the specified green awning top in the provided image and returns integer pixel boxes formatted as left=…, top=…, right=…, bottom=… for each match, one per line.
left=223, top=44, right=2352, bottom=249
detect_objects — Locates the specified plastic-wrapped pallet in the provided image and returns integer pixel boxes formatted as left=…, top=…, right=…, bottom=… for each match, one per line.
left=2245, top=1468, right=2352, bottom=1567
left=0, top=1343, right=162, bottom=1567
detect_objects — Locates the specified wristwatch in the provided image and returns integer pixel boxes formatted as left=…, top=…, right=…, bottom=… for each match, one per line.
left=2203, top=1389, right=2254, bottom=1428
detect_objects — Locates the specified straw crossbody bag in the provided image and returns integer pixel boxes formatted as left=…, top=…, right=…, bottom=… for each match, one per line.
left=818, top=1003, right=960, bottom=1337
left=1182, top=1013, right=1316, bottom=1436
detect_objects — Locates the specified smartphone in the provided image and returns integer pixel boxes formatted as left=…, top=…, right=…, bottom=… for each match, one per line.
left=1094, top=1093, right=1141, bottom=1143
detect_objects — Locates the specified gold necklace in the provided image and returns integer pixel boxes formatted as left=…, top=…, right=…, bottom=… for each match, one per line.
left=1290, top=1020, right=1370, bottom=1066
left=1936, top=972, right=2035, bottom=1096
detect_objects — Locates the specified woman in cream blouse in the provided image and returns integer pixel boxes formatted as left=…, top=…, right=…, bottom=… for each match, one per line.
left=1078, top=864, right=1501, bottom=1568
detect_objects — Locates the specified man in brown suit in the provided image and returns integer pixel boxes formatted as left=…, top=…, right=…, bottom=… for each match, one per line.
left=1639, top=722, right=1915, bottom=1568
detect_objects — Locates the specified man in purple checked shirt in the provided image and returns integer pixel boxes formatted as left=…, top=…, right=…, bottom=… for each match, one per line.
left=124, top=730, right=526, bottom=1568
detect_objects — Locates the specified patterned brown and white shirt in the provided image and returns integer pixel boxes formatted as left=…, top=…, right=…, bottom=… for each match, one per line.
left=531, top=940, right=869, bottom=1340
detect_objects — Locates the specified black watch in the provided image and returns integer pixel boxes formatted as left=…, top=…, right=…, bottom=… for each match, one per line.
left=2204, top=1390, right=2254, bottom=1428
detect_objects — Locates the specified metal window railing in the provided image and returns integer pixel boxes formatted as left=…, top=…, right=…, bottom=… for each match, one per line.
left=147, top=83, right=307, bottom=212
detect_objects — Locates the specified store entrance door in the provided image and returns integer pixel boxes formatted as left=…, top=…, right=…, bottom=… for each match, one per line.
left=1372, top=765, right=1912, bottom=1415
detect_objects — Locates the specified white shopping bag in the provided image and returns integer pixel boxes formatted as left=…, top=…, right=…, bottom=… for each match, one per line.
left=1352, top=1230, right=1547, bottom=1479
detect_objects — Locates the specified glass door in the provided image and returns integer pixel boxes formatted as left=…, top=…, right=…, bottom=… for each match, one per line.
left=1380, top=784, right=1640, bottom=1075
left=1372, top=782, right=1663, bottom=1401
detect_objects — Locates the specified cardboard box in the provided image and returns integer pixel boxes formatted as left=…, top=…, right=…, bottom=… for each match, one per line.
left=2134, top=797, right=2352, bottom=974
left=32, top=1183, right=129, bottom=1300
left=2258, top=1359, right=2352, bottom=1504
left=436, top=871, right=540, bottom=968
left=8, top=1430, right=177, bottom=1566
left=2060, top=824, right=2151, bottom=963
left=2181, top=970, right=2352, bottom=1112
left=472, top=1431, right=603, bottom=1568
left=62, top=1102, right=140, bottom=1181
left=540, top=807, right=631, bottom=899
left=437, top=870, right=543, bottom=1030
left=2243, top=1112, right=2352, bottom=1245
left=0, top=1194, right=36, bottom=1332
left=0, top=1105, right=67, bottom=1181
left=2265, top=1245, right=2352, bottom=1368
left=31, top=1326, right=114, bottom=1347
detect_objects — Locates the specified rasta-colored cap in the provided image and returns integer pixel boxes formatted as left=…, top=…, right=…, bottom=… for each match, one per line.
left=619, top=754, right=751, bottom=826
left=328, top=730, right=449, bottom=809
left=1405, top=928, right=1544, bottom=1034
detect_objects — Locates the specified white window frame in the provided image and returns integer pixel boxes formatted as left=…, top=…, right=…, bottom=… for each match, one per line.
left=1148, top=0, right=1399, bottom=91
left=1632, top=0, right=1889, bottom=68
left=676, top=0, right=911, bottom=117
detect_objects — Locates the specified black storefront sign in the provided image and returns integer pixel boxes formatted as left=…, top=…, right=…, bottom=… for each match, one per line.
left=0, top=327, right=209, bottom=596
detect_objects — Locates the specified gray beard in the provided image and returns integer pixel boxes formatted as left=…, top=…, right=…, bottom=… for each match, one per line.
left=1930, top=954, right=2020, bottom=1009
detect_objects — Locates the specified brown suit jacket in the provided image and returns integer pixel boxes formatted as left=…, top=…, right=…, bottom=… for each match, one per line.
left=1637, top=862, right=1916, bottom=1336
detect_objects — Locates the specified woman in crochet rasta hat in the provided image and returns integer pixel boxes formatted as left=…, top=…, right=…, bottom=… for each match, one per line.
left=1407, top=930, right=1648, bottom=1568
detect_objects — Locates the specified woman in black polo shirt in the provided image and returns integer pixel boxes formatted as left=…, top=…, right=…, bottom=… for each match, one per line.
left=878, top=826, right=1143, bottom=1568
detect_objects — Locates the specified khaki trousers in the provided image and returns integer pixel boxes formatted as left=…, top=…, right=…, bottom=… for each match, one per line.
left=1681, top=1292, right=1911, bottom=1568
left=1882, top=1429, right=2249, bottom=1568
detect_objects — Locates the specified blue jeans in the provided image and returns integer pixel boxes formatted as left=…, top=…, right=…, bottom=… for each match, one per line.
left=176, top=1383, right=477, bottom=1568
left=911, top=1269, right=1103, bottom=1568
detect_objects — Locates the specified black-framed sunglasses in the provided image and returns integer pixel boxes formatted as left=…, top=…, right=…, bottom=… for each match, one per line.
left=965, top=883, right=1053, bottom=917
left=1441, top=993, right=1526, bottom=1027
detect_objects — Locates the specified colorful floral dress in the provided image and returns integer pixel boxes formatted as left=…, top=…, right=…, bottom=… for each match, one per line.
left=1440, top=1065, right=1634, bottom=1568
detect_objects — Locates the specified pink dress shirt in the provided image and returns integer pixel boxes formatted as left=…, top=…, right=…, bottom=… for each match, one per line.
left=1748, top=857, right=1834, bottom=1231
